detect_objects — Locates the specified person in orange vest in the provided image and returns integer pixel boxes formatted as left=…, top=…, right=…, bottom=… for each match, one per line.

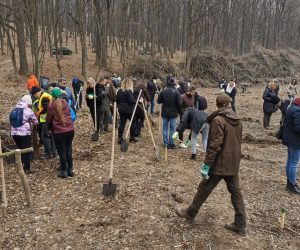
left=31, top=86, right=56, bottom=159
left=27, top=74, right=39, bottom=92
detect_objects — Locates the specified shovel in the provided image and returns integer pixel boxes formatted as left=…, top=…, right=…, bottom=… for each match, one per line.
left=91, top=83, right=99, bottom=141
left=120, top=89, right=142, bottom=152
left=103, top=102, right=117, bottom=196
left=74, top=86, right=83, bottom=109
left=141, top=101, right=161, bottom=161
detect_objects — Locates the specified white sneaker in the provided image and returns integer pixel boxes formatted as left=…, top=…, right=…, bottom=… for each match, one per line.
left=179, top=142, right=188, bottom=148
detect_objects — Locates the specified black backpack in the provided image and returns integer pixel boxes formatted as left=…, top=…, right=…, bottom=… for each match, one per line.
left=9, top=108, right=24, bottom=128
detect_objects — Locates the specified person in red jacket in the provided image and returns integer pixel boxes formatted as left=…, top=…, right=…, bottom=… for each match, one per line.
left=27, top=74, right=39, bottom=92
left=46, top=88, right=75, bottom=178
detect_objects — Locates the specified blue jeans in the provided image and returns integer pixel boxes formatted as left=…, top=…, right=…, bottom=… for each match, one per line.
left=286, top=147, right=300, bottom=185
left=150, top=98, right=155, bottom=114
left=201, top=122, right=210, bottom=152
left=162, top=117, right=177, bottom=146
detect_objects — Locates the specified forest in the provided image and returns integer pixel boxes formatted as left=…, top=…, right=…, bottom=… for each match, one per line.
left=1, top=1, right=300, bottom=250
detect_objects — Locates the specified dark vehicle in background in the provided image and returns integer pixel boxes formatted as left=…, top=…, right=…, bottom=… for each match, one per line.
left=51, top=47, right=73, bottom=55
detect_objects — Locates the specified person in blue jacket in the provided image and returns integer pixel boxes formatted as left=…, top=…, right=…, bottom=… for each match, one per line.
left=282, top=97, right=300, bottom=194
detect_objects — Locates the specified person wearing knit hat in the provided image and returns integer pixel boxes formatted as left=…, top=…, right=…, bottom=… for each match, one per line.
left=30, top=86, right=42, bottom=96
left=32, top=85, right=56, bottom=159
left=157, top=78, right=182, bottom=149
left=46, top=88, right=75, bottom=178
left=281, top=96, right=300, bottom=194
left=50, top=87, right=62, bottom=98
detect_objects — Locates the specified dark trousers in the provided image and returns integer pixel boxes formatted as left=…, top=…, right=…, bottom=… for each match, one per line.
left=118, top=113, right=135, bottom=140
left=263, top=112, right=272, bottom=128
left=231, top=99, right=236, bottom=112
left=12, top=135, right=32, bottom=170
left=73, top=88, right=82, bottom=108
left=37, top=123, right=43, bottom=146
left=99, top=110, right=110, bottom=131
left=53, top=131, right=74, bottom=174
left=186, top=175, right=246, bottom=230
left=179, top=114, right=184, bottom=141
left=89, top=106, right=101, bottom=133
left=42, top=123, right=56, bottom=157
left=133, top=105, right=145, bottom=136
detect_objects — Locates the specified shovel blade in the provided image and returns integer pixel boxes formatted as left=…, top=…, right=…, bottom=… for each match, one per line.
left=102, top=181, right=117, bottom=197
left=120, top=140, right=129, bottom=152
left=155, top=149, right=161, bottom=161
left=91, top=132, right=99, bottom=142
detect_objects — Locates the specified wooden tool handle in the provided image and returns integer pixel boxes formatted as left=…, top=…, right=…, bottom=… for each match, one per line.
left=0, top=137, right=7, bottom=208
left=93, top=83, right=97, bottom=132
left=110, top=102, right=117, bottom=179
left=141, top=101, right=157, bottom=149
left=125, top=89, right=142, bottom=139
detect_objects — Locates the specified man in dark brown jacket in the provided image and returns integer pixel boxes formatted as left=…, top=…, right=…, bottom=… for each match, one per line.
left=175, top=94, right=246, bottom=236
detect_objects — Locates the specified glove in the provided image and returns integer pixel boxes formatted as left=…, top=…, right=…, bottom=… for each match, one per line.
left=184, top=138, right=191, bottom=147
left=200, top=163, right=210, bottom=180
left=87, top=94, right=94, bottom=100
left=172, top=131, right=179, bottom=140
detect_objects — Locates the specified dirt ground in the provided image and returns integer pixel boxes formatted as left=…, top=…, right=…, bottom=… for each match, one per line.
left=0, top=51, right=300, bottom=250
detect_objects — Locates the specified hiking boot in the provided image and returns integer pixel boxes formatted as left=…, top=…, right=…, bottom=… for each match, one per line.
left=104, top=128, right=111, bottom=132
left=175, top=206, right=194, bottom=220
left=129, top=137, right=138, bottom=143
left=286, top=183, right=300, bottom=194
left=118, top=139, right=124, bottom=145
left=68, top=171, right=74, bottom=177
left=57, top=171, right=68, bottom=179
left=168, top=144, right=176, bottom=150
left=24, top=169, right=34, bottom=174
left=224, top=223, right=246, bottom=236
left=190, top=154, right=197, bottom=160
left=52, top=153, right=57, bottom=158
left=179, top=142, right=188, bottom=149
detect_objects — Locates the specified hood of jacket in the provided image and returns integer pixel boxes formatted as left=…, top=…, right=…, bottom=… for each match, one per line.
left=16, top=100, right=29, bottom=109
left=208, top=108, right=240, bottom=126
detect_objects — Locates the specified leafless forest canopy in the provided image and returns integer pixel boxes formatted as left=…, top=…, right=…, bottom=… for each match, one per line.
left=0, top=0, right=300, bottom=78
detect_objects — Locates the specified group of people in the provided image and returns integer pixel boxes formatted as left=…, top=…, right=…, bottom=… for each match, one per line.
left=7, top=73, right=300, bottom=239
left=262, top=79, right=300, bottom=194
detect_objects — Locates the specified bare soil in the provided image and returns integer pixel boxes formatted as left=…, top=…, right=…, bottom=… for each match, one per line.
left=0, top=51, right=300, bottom=250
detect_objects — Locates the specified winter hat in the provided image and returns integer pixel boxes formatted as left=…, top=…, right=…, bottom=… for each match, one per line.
left=31, top=86, right=41, bottom=95
left=50, top=87, right=62, bottom=98
left=294, top=97, right=300, bottom=106
left=21, top=95, right=32, bottom=105
left=169, top=78, right=175, bottom=86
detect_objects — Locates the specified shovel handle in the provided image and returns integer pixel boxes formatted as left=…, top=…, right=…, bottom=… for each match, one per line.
left=125, top=89, right=142, bottom=139
left=93, top=83, right=97, bottom=132
left=141, top=101, right=157, bottom=150
left=110, top=102, right=117, bottom=179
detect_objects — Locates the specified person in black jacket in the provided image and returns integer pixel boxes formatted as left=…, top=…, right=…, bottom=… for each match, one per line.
left=173, top=107, right=208, bottom=159
left=262, top=82, right=280, bottom=129
left=157, top=78, right=182, bottom=149
left=147, top=77, right=158, bottom=115
left=85, top=77, right=102, bottom=133
left=282, top=97, right=300, bottom=194
left=133, top=78, right=150, bottom=137
left=72, top=76, right=84, bottom=109
left=116, top=78, right=138, bottom=144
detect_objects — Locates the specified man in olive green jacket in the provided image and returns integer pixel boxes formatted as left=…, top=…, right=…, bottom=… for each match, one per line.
left=175, top=94, right=246, bottom=236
